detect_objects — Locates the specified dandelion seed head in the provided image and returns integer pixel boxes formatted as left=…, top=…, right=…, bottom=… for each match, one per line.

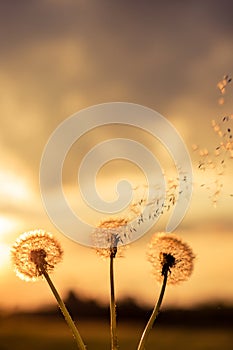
left=92, top=217, right=131, bottom=259
left=147, top=232, right=195, bottom=285
left=11, top=229, right=63, bottom=281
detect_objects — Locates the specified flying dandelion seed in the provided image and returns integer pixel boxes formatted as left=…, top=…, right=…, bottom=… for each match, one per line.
left=147, top=232, right=195, bottom=285
left=129, top=177, right=183, bottom=225
left=128, top=171, right=191, bottom=229
left=192, top=144, right=199, bottom=151
left=11, top=229, right=63, bottom=281
left=218, top=97, right=225, bottom=105
left=194, top=76, right=233, bottom=206
left=217, top=75, right=232, bottom=105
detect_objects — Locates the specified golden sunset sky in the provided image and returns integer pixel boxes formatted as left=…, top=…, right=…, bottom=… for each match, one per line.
left=0, top=0, right=233, bottom=312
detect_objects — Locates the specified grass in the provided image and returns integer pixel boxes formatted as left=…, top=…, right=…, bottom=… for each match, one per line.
left=0, top=315, right=232, bottom=350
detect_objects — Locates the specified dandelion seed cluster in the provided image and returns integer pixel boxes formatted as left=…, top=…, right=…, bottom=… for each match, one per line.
left=11, top=229, right=63, bottom=281
left=147, top=233, right=195, bottom=285
left=92, top=217, right=131, bottom=259
left=193, top=76, right=233, bottom=206
left=130, top=174, right=190, bottom=226
left=217, top=74, right=232, bottom=105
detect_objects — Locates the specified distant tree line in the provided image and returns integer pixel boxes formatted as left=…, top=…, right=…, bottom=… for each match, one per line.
left=9, top=290, right=233, bottom=329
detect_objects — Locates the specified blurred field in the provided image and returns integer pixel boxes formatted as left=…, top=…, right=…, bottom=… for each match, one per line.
left=0, top=315, right=232, bottom=350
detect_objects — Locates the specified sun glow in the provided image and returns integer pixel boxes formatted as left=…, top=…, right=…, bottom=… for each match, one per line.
left=0, top=216, right=18, bottom=237
left=0, top=243, right=10, bottom=269
left=0, top=170, right=32, bottom=201
left=0, top=216, right=19, bottom=271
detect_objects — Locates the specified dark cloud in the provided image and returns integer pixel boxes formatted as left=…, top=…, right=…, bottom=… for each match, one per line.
left=1, top=1, right=232, bottom=84
left=0, top=0, right=232, bottom=56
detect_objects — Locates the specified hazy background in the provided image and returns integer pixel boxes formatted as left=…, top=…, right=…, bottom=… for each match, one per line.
left=0, top=0, right=232, bottom=312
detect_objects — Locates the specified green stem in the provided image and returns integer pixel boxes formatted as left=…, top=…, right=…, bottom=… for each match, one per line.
left=137, top=271, right=168, bottom=350
left=42, top=270, right=86, bottom=350
left=110, top=254, right=118, bottom=350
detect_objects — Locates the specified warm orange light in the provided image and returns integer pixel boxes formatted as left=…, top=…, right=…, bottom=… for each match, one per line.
left=0, top=243, right=10, bottom=269
left=0, top=170, right=32, bottom=201
left=0, top=216, right=18, bottom=238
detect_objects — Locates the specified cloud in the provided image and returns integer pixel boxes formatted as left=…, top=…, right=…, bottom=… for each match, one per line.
left=0, top=0, right=232, bottom=228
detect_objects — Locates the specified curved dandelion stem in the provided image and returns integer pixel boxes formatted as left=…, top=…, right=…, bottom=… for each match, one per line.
left=137, top=271, right=168, bottom=350
left=110, top=251, right=118, bottom=350
left=42, top=270, right=86, bottom=350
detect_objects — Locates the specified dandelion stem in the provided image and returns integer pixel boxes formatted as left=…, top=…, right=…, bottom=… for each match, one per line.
left=137, top=271, right=168, bottom=350
left=42, top=270, right=86, bottom=350
left=110, top=252, right=118, bottom=350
